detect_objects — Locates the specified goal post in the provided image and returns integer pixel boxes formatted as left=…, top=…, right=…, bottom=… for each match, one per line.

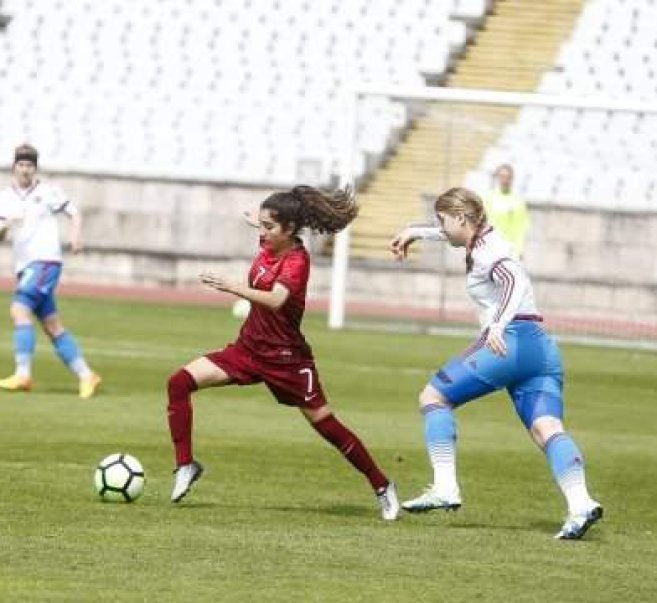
left=329, top=84, right=657, bottom=347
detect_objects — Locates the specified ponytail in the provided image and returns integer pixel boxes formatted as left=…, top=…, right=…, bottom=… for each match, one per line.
left=262, top=185, right=358, bottom=235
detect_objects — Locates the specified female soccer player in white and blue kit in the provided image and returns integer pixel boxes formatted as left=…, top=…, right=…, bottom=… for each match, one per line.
left=0, top=144, right=101, bottom=398
left=391, top=187, right=602, bottom=540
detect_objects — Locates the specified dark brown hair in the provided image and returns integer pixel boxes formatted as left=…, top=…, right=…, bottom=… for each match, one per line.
left=261, top=185, right=358, bottom=235
left=14, top=143, right=39, bottom=166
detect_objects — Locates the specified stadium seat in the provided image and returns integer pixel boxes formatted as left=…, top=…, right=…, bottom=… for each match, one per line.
left=0, top=0, right=472, bottom=186
left=452, top=0, right=489, bottom=24
left=470, top=0, right=657, bottom=210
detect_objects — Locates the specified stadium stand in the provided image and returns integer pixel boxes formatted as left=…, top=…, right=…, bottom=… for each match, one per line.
left=352, top=0, right=584, bottom=258
left=353, top=0, right=657, bottom=259
left=1, top=1, right=656, bottom=341
left=0, top=0, right=480, bottom=186
left=465, top=0, right=657, bottom=212
left=0, top=1, right=10, bottom=31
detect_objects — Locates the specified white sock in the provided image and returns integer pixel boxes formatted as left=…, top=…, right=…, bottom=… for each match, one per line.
left=69, top=357, right=92, bottom=379
left=15, top=353, right=32, bottom=379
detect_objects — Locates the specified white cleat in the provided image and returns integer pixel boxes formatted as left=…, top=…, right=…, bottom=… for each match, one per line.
left=401, top=485, right=462, bottom=513
left=171, top=460, right=204, bottom=503
left=376, top=481, right=401, bottom=521
left=554, top=503, right=603, bottom=540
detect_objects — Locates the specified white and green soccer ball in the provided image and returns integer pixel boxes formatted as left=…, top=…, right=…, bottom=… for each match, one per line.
left=94, top=453, right=145, bottom=502
left=231, top=298, right=251, bottom=319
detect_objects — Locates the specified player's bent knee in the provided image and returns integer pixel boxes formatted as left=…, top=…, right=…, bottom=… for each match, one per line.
left=167, top=369, right=198, bottom=400
left=302, top=404, right=332, bottom=424
left=10, top=305, right=32, bottom=323
left=41, top=315, right=64, bottom=338
left=530, top=416, right=565, bottom=448
left=513, top=390, right=563, bottom=430
left=419, top=383, right=450, bottom=410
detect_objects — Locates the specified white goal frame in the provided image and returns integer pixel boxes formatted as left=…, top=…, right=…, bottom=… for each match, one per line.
left=329, top=84, right=657, bottom=330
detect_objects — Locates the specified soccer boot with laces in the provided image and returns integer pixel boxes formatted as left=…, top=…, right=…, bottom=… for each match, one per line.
left=171, top=459, right=204, bottom=503
left=554, top=502, right=603, bottom=540
left=376, top=481, right=401, bottom=521
left=401, top=485, right=462, bottom=513
left=0, top=374, right=33, bottom=392
left=79, top=373, right=102, bottom=399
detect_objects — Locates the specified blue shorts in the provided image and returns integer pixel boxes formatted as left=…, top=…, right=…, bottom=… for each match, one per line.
left=13, top=261, right=63, bottom=320
left=430, top=320, right=564, bottom=428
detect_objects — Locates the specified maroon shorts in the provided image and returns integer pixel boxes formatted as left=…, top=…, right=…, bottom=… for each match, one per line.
left=205, top=343, right=327, bottom=409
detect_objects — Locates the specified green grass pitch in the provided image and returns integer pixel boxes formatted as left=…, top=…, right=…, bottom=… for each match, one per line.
left=0, top=293, right=656, bottom=602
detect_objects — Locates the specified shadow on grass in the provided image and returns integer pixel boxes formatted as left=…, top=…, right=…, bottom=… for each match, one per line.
left=444, top=519, right=555, bottom=532
left=438, top=518, right=604, bottom=541
left=305, top=504, right=373, bottom=518
left=170, top=501, right=374, bottom=518
left=169, top=502, right=221, bottom=509
left=155, top=503, right=606, bottom=540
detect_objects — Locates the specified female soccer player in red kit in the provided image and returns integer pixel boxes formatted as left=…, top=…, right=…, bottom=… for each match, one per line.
left=166, top=185, right=400, bottom=520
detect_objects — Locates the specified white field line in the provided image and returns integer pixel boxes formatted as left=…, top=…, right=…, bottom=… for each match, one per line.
left=0, top=338, right=429, bottom=376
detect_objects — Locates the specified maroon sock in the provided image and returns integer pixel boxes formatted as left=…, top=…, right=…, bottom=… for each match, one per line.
left=167, top=369, right=198, bottom=467
left=312, top=414, right=388, bottom=492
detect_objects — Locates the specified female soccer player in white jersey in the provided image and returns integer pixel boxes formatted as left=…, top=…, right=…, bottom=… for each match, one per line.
left=390, top=187, right=602, bottom=540
left=0, top=144, right=101, bottom=398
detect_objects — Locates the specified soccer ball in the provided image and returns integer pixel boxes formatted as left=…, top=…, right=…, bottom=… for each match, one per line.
left=231, top=298, right=251, bottom=319
left=94, top=453, right=145, bottom=502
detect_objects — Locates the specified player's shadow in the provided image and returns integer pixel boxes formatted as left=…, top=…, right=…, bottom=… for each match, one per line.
left=306, top=504, right=373, bottom=518
left=438, top=518, right=603, bottom=540
left=448, top=519, right=552, bottom=531
left=175, top=502, right=375, bottom=518
left=169, top=502, right=219, bottom=509
left=166, top=505, right=603, bottom=540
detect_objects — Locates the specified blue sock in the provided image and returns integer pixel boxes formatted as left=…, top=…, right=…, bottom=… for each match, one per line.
left=423, top=404, right=459, bottom=493
left=544, top=432, right=592, bottom=514
left=53, top=331, right=91, bottom=378
left=545, top=432, right=583, bottom=481
left=14, top=324, right=36, bottom=378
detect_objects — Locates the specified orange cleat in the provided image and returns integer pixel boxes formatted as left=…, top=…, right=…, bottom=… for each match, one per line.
left=0, top=374, right=33, bottom=392
left=79, top=373, right=102, bottom=399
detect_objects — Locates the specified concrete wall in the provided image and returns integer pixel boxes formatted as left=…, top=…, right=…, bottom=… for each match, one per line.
left=1, top=170, right=655, bottom=329
left=0, top=171, right=275, bottom=285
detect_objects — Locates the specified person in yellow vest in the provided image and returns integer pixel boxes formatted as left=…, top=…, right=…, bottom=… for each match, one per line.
left=483, top=164, right=530, bottom=257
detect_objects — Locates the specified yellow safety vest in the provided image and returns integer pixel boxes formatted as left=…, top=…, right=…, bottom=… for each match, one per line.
left=482, top=190, right=530, bottom=256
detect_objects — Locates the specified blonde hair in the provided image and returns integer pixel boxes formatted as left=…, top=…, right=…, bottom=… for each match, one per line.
left=435, top=187, right=488, bottom=273
left=434, top=187, right=487, bottom=230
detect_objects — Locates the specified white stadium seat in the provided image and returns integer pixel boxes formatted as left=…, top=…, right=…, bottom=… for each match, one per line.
left=0, top=0, right=472, bottom=185
left=472, top=0, right=657, bottom=210
left=452, top=0, right=489, bottom=24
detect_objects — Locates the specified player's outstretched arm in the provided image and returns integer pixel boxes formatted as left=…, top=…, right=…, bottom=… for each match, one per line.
left=390, top=227, right=419, bottom=260
left=199, top=273, right=290, bottom=310
left=391, top=223, right=447, bottom=259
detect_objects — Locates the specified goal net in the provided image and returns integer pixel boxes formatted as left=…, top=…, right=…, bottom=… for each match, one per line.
left=329, top=85, right=657, bottom=348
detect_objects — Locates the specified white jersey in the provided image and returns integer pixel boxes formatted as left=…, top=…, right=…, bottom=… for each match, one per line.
left=407, top=224, right=540, bottom=330
left=0, top=180, right=77, bottom=274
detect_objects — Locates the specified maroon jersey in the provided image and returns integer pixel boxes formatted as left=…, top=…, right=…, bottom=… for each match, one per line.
left=238, top=241, right=313, bottom=363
